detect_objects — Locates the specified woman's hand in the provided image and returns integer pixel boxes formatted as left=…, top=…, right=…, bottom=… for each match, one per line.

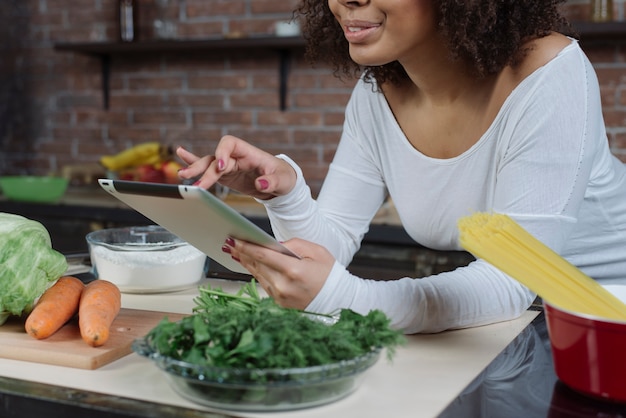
left=176, top=135, right=297, bottom=200
left=222, top=237, right=334, bottom=310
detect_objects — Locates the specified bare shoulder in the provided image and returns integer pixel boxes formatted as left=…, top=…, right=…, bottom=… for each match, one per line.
left=509, top=32, right=573, bottom=81
left=486, top=33, right=573, bottom=127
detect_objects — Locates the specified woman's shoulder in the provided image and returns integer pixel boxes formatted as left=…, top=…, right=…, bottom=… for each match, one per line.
left=504, top=33, right=577, bottom=84
left=491, top=34, right=580, bottom=108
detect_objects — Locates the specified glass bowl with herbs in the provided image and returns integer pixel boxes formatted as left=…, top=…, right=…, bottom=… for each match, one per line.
left=132, top=281, right=404, bottom=412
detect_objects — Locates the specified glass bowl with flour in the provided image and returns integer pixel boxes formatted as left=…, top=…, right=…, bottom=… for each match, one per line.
left=86, top=226, right=207, bottom=293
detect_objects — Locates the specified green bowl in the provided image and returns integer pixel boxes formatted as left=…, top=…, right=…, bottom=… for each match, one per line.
left=0, top=176, right=69, bottom=203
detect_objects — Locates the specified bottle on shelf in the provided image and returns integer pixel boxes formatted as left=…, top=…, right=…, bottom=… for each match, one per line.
left=118, top=0, right=138, bottom=42
left=590, top=0, right=614, bottom=22
left=153, top=0, right=178, bottom=39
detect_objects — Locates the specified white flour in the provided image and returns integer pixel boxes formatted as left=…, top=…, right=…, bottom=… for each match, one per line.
left=90, top=244, right=207, bottom=293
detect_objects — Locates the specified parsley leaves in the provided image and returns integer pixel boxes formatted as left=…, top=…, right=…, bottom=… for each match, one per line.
left=146, top=281, right=405, bottom=370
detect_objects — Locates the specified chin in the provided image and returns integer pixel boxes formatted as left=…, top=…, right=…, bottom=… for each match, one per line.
left=350, top=55, right=391, bottom=67
left=349, top=47, right=393, bottom=67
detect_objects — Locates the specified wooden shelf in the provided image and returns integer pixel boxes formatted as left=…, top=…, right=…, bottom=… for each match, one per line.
left=54, top=36, right=306, bottom=55
left=573, top=21, right=626, bottom=42
left=53, top=22, right=625, bottom=110
left=54, top=36, right=306, bottom=110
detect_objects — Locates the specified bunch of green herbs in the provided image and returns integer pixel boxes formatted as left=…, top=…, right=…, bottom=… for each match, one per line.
left=145, top=280, right=405, bottom=370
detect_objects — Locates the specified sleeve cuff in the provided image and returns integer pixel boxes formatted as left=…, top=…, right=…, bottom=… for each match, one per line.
left=305, top=260, right=360, bottom=315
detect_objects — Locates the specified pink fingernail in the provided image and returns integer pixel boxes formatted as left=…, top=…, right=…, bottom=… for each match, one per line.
left=225, top=237, right=235, bottom=247
left=258, top=179, right=269, bottom=190
left=217, top=159, right=225, bottom=171
left=221, top=245, right=231, bottom=254
left=232, top=256, right=240, bottom=262
left=192, top=180, right=201, bottom=186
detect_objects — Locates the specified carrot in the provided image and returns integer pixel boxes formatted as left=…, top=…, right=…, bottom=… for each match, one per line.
left=25, top=276, right=85, bottom=340
left=78, top=279, right=121, bottom=347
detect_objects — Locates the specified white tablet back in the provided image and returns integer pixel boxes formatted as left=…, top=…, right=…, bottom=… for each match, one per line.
left=98, top=179, right=296, bottom=274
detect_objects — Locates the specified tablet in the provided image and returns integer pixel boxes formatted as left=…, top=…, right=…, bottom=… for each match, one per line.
left=98, top=179, right=298, bottom=274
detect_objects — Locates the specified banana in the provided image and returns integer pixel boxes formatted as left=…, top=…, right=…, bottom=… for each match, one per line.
left=100, top=142, right=165, bottom=171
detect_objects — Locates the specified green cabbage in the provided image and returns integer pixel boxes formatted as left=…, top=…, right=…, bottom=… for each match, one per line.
left=0, top=213, right=67, bottom=322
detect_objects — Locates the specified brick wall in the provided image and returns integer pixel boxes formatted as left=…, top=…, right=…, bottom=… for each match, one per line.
left=1, top=0, right=625, bottom=196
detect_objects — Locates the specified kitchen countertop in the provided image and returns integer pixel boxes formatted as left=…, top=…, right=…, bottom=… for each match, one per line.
left=0, top=277, right=535, bottom=418
left=1, top=278, right=625, bottom=417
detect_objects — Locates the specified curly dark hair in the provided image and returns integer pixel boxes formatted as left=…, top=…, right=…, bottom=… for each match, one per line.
left=294, top=0, right=575, bottom=86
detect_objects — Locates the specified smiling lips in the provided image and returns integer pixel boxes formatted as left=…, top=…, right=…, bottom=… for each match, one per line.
left=342, top=20, right=380, bottom=43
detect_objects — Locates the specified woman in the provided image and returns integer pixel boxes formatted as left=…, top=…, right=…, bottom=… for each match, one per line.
left=177, top=0, right=626, bottom=333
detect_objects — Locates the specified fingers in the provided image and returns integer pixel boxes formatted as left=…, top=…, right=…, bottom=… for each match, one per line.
left=279, top=238, right=325, bottom=260
left=176, top=136, right=297, bottom=197
left=212, top=135, right=240, bottom=172
left=220, top=238, right=279, bottom=299
left=221, top=237, right=332, bottom=309
left=215, top=136, right=297, bottom=196
left=176, top=146, right=218, bottom=188
left=177, top=137, right=253, bottom=191
left=254, top=160, right=297, bottom=196
left=175, top=146, right=200, bottom=165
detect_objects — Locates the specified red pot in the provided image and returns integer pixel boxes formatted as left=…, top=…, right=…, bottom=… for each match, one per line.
left=544, top=285, right=626, bottom=403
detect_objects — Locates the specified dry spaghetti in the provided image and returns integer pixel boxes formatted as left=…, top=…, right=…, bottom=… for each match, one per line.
left=458, top=212, right=626, bottom=320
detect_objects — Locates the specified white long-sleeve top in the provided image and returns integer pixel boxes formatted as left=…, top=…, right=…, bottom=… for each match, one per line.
left=261, top=39, right=626, bottom=333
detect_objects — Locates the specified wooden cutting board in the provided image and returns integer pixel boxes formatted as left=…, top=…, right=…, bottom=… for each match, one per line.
left=0, top=308, right=185, bottom=370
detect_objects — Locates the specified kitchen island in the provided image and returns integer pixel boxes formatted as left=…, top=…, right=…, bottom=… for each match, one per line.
left=1, top=277, right=625, bottom=418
